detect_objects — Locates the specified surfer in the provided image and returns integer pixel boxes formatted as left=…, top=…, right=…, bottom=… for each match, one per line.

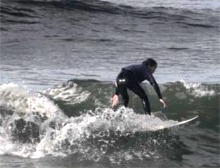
left=112, top=58, right=167, bottom=115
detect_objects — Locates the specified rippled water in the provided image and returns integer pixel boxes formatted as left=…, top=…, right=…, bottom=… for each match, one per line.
left=0, top=0, right=219, bottom=167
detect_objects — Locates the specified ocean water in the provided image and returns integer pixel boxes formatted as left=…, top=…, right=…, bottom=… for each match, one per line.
left=0, top=0, right=219, bottom=167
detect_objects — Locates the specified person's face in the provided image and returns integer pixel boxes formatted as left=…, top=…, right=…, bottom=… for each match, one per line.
left=150, top=66, right=157, bottom=73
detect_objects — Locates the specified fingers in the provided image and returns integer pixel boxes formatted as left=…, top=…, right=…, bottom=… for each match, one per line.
left=163, top=102, right=166, bottom=108
left=159, top=99, right=167, bottom=108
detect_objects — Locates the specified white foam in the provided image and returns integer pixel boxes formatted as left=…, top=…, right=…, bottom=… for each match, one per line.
left=0, top=83, right=64, bottom=118
left=0, top=100, right=180, bottom=160
left=180, top=80, right=215, bottom=97
left=28, top=107, right=180, bottom=158
left=43, top=81, right=90, bottom=104
left=0, top=83, right=66, bottom=158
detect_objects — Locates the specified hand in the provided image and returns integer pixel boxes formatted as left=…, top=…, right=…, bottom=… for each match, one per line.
left=112, top=95, right=119, bottom=107
left=159, top=99, right=167, bottom=108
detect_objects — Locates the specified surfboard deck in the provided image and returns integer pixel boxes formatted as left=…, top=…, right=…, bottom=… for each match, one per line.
left=149, top=115, right=199, bottom=131
left=173, top=115, right=199, bottom=126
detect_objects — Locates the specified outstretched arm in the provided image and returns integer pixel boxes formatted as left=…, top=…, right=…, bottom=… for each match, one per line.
left=148, top=75, right=167, bottom=108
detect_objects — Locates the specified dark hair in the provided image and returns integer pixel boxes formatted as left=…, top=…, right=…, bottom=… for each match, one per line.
left=143, top=58, right=157, bottom=67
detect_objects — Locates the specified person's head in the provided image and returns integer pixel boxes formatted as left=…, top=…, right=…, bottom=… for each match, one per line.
left=143, top=58, right=157, bottom=73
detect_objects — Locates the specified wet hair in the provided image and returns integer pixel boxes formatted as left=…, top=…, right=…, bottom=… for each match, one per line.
left=143, top=58, right=157, bottom=67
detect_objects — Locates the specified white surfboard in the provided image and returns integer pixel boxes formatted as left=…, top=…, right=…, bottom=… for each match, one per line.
left=136, top=115, right=199, bottom=132
left=149, top=115, right=199, bottom=131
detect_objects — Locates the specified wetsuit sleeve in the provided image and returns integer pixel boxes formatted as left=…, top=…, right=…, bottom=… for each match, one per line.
left=148, top=74, right=163, bottom=99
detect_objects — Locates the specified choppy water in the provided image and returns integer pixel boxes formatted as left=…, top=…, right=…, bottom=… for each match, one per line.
left=0, top=0, right=220, bottom=168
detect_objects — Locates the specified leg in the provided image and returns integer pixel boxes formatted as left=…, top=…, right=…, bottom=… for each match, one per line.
left=118, top=83, right=129, bottom=107
left=116, top=72, right=129, bottom=107
left=130, top=85, right=151, bottom=115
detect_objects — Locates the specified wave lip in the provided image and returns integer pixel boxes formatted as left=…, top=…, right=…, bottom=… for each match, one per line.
left=0, top=83, right=65, bottom=143
left=179, top=80, right=216, bottom=97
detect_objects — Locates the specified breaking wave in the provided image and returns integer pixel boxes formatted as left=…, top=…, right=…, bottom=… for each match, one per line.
left=0, top=80, right=218, bottom=163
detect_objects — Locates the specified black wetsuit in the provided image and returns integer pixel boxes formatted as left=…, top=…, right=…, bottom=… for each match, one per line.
left=115, top=63, right=162, bottom=115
